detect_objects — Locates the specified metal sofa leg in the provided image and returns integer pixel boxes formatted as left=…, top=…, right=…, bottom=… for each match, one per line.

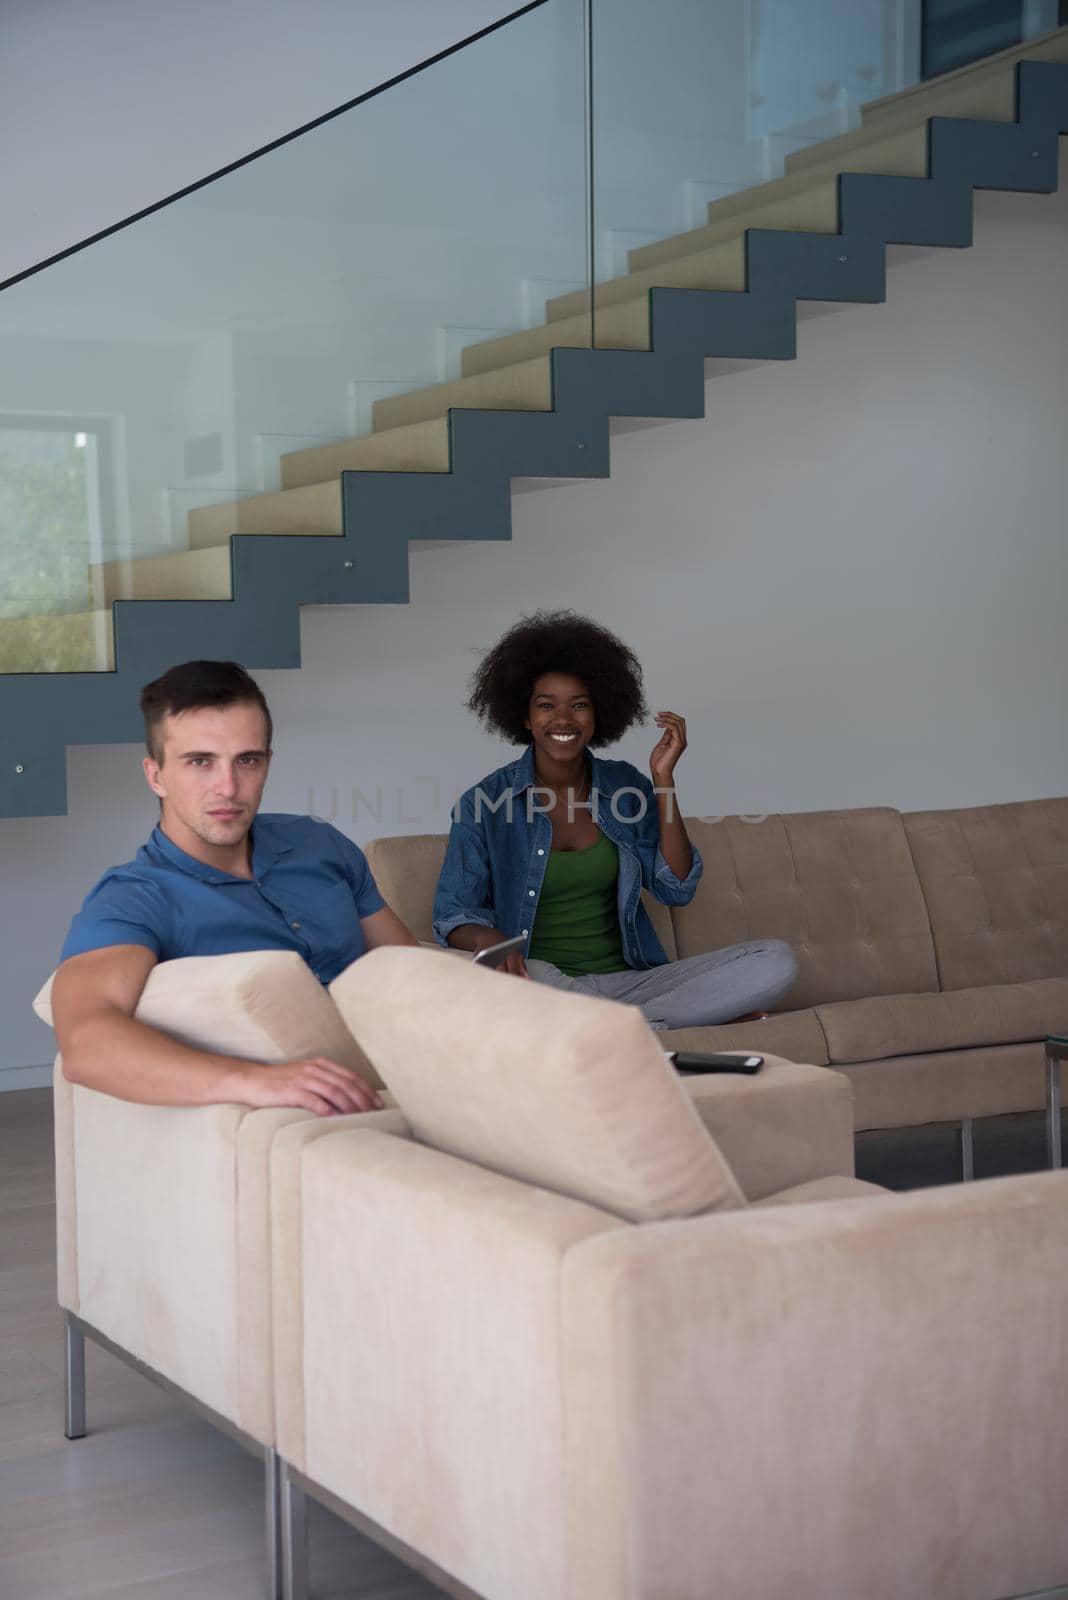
left=958, top=1118, right=975, bottom=1182
left=1047, top=1046, right=1063, bottom=1170
left=280, top=1457, right=308, bottom=1600
left=63, top=1312, right=86, bottom=1439
left=265, top=1447, right=283, bottom=1600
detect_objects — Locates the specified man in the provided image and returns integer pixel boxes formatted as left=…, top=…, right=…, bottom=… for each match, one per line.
left=51, top=659, right=417, bottom=1117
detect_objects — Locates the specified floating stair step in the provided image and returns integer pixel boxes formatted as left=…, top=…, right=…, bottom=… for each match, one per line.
left=372, top=354, right=553, bottom=434
left=92, top=545, right=232, bottom=607
left=459, top=296, right=643, bottom=380
left=186, top=478, right=342, bottom=551
left=626, top=128, right=928, bottom=277
left=0, top=609, right=114, bottom=675
left=464, top=239, right=746, bottom=378
left=279, top=416, right=452, bottom=490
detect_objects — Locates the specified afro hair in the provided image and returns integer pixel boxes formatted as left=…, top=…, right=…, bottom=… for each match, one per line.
left=467, top=610, right=647, bottom=747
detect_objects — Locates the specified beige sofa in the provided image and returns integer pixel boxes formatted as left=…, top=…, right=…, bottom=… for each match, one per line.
left=37, top=949, right=853, bottom=1600
left=270, top=948, right=1068, bottom=1600
left=367, top=795, right=1068, bottom=1144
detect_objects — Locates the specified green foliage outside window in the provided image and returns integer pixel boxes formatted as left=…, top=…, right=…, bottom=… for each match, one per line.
left=0, top=434, right=91, bottom=620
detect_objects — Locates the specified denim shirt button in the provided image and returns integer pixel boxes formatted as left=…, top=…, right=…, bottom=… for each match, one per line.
left=528, top=889, right=535, bottom=896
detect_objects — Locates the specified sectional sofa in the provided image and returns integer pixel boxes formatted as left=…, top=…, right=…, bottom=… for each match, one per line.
left=35, top=946, right=1068, bottom=1600
left=286, top=950, right=1068, bottom=1600
left=35, top=947, right=855, bottom=1599
left=366, top=795, right=1068, bottom=1147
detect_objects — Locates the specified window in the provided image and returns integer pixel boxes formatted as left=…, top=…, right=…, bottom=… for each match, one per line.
left=922, top=1, right=1067, bottom=80
left=0, top=416, right=113, bottom=619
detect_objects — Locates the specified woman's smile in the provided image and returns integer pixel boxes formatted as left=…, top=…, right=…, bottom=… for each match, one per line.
left=526, top=672, right=596, bottom=767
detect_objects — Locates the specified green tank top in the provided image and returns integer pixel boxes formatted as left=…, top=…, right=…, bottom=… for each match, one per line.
left=527, top=830, right=628, bottom=976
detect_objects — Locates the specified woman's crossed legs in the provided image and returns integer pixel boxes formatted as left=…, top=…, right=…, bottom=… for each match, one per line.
left=526, top=940, right=798, bottom=1030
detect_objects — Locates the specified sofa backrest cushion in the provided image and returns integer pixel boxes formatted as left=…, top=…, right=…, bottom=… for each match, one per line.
left=671, top=810, right=938, bottom=1009
left=365, top=832, right=677, bottom=959
left=35, top=949, right=382, bottom=1088
left=329, top=947, right=743, bottom=1223
left=904, top=798, right=1068, bottom=990
left=365, top=833, right=446, bottom=944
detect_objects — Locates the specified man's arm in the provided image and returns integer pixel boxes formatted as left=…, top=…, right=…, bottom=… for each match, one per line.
left=359, top=905, right=419, bottom=950
left=52, top=944, right=380, bottom=1116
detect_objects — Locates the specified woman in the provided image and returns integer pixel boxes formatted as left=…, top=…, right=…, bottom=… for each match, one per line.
left=433, top=610, right=797, bottom=1029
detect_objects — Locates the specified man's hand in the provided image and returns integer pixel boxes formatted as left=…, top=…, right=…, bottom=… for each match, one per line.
left=52, top=945, right=385, bottom=1112
left=236, top=1057, right=382, bottom=1117
left=454, top=926, right=530, bottom=979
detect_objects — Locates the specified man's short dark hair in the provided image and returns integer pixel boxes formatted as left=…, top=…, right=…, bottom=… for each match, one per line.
left=139, top=660, right=273, bottom=762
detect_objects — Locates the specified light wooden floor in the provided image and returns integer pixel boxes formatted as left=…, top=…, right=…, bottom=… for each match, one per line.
left=3, top=1088, right=1065, bottom=1599
left=0, top=1088, right=446, bottom=1600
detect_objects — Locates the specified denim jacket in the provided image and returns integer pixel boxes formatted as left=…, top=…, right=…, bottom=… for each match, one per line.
left=433, top=745, right=703, bottom=969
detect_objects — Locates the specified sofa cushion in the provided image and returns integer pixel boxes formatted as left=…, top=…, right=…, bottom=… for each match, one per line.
left=365, top=833, right=446, bottom=944
left=365, top=831, right=677, bottom=959
left=35, top=948, right=381, bottom=1088
left=330, top=947, right=744, bottom=1223
left=661, top=1008, right=831, bottom=1066
left=904, top=798, right=1068, bottom=990
left=682, top=1057, right=856, bottom=1201
left=672, top=810, right=938, bottom=1009
left=841, top=1041, right=1048, bottom=1131
left=752, top=1175, right=886, bottom=1206
left=817, top=976, right=1068, bottom=1065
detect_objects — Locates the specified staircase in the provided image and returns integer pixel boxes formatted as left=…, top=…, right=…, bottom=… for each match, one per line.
left=2, top=28, right=1067, bottom=817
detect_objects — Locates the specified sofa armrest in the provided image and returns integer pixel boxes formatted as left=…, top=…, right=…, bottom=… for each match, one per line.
left=60, top=1083, right=404, bottom=1446
left=65, top=1085, right=258, bottom=1430
left=681, top=1055, right=854, bottom=1199
left=561, top=1171, right=1068, bottom=1600
left=281, top=1127, right=626, bottom=1600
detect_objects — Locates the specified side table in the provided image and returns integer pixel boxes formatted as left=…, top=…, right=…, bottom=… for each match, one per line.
left=1045, top=1037, right=1065, bottom=1169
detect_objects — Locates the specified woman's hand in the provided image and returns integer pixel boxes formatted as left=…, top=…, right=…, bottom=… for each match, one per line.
left=454, top=925, right=530, bottom=979
left=650, top=710, right=687, bottom=787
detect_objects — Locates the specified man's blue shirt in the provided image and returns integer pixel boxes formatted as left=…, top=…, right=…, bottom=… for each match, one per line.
left=61, top=813, right=385, bottom=985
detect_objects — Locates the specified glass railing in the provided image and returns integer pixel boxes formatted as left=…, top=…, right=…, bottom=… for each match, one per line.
left=587, top=0, right=1067, bottom=289
left=2, top=0, right=1066, bottom=673
left=0, top=0, right=590, bottom=673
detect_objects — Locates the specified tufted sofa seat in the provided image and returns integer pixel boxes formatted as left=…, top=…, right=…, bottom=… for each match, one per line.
left=366, top=795, right=1068, bottom=1133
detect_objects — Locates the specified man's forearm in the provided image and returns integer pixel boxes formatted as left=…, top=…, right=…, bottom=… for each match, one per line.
left=61, top=1008, right=258, bottom=1107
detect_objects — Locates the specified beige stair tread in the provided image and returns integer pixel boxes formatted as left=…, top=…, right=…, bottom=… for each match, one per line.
left=861, top=25, right=1068, bottom=127
left=372, top=354, right=553, bottom=434
left=0, top=609, right=114, bottom=674
left=462, top=239, right=747, bottom=379
left=92, top=545, right=232, bottom=607
left=627, top=127, right=927, bottom=277
left=280, top=416, right=452, bottom=490
left=187, top=478, right=342, bottom=551
left=561, top=30, right=1066, bottom=293
left=547, top=183, right=836, bottom=323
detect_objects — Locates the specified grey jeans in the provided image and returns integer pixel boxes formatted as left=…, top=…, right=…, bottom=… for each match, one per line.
left=526, top=940, right=798, bottom=1030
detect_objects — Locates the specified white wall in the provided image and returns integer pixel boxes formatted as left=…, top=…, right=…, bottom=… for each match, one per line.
left=0, top=0, right=525, bottom=283
left=3, top=177, right=1065, bottom=1086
